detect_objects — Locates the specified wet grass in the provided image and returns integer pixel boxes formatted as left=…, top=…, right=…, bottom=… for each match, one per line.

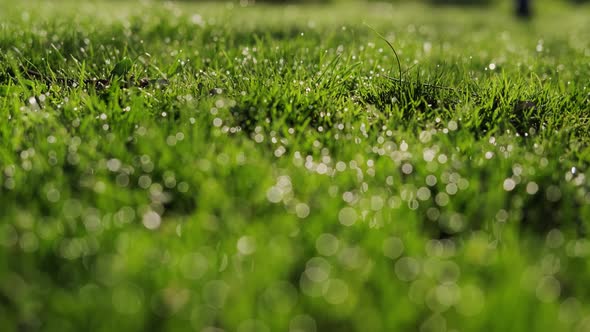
left=1, top=0, right=590, bottom=331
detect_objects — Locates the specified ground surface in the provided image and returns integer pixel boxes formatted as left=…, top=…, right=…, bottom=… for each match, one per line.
left=1, top=0, right=590, bottom=331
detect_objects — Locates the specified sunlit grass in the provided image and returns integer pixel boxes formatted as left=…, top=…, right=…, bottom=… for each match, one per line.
left=1, top=0, right=590, bottom=331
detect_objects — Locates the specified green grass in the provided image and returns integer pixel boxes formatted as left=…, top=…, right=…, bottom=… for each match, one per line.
left=1, top=0, right=590, bottom=331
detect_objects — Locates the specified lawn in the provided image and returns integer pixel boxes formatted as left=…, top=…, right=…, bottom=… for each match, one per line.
left=1, top=0, right=590, bottom=331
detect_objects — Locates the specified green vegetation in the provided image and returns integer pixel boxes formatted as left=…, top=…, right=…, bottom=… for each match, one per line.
left=1, top=0, right=589, bottom=331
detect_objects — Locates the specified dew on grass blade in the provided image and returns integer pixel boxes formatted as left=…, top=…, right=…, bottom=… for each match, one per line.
left=503, top=178, right=516, bottom=191
left=180, top=252, right=209, bottom=280
left=559, top=297, right=582, bottom=324
left=417, top=187, right=431, bottom=200
left=45, top=187, right=60, bottom=203
left=426, top=175, right=437, bottom=186
left=526, top=181, right=539, bottom=195
left=546, top=229, right=564, bottom=248
left=338, top=207, right=357, bottom=226
left=546, top=185, right=562, bottom=202
left=19, top=232, right=38, bottom=253
left=435, top=192, right=449, bottom=207
left=370, top=196, right=384, bottom=211
left=237, top=236, right=256, bottom=255
left=300, top=272, right=327, bottom=298
left=142, top=210, right=161, bottom=230
left=420, top=314, right=446, bottom=332
left=262, top=281, right=298, bottom=314
left=445, top=183, right=458, bottom=195
left=295, top=203, right=310, bottom=219
left=305, top=257, right=331, bottom=283
left=401, top=163, right=413, bottom=175
left=426, top=282, right=460, bottom=311
left=395, top=257, right=421, bottom=281
left=139, top=175, right=152, bottom=189
left=382, top=237, right=404, bottom=260
left=536, top=276, right=561, bottom=303
left=203, top=280, right=229, bottom=309
left=316, top=233, right=339, bottom=256
left=323, top=279, right=349, bottom=305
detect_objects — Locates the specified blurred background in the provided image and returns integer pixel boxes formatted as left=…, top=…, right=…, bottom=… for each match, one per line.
left=175, top=0, right=588, bottom=4
left=168, top=0, right=589, bottom=19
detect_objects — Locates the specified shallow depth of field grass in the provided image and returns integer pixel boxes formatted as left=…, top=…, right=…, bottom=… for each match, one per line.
left=1, top=0, right=590, bottom=331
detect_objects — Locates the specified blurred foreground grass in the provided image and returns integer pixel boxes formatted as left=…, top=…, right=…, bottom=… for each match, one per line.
left=1, top=0, right=590, bottom=331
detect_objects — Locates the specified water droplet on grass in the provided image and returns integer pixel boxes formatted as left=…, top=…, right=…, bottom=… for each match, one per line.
left=546, top=229, right=564, bottom=248
left=203, top=280, right=229, bottom=309
left=503, top=178, right=516, bottom=191
left=338, top=207, right=357, bottom=226
left=316, top=234, right=339, bottom=256
left=383, top=237, right=404, bottom=260
left=142, top=211, right=161, bottom=230
left=323, top=279, right=349, bottom=305
left=180, top=252, right=209, bottom=280
left=395, top=257, right=421, bottom=281
left=295, top=203, right=310, bottom=219
left=536, top=276, right=561, bottom=303
left=237, top=236, right=256, bottom=255
left=526, top=181, right=539, bottom=195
